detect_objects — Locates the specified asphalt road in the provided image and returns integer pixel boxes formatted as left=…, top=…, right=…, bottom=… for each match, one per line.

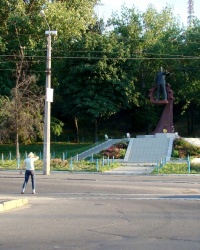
left=0, top=171, right=200, bottom=250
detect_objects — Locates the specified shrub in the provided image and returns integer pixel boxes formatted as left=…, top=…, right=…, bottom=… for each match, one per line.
left=100, top=142, right=128, bottom=159
left=171, top=149, right=179, bottom=158
left=172, top=138, right=200, bottom=158
left=191, top=163, right=200, bottom=172
left=50, top=158, right=69, bottom=170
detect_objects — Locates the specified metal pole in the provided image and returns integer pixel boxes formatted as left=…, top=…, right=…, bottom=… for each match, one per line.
left=43, top=33, right=51, bottom=175
left=187, top=155, right=190, bottom=173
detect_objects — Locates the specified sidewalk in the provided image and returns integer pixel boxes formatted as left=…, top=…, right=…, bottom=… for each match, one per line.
left=0, top=166, right=155, bottom=176
left=105, top=165, right=155, bottom=175
left=0, top=166, right=153, bottom=212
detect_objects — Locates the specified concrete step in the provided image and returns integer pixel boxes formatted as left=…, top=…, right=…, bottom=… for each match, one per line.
left=72, top=134, right=175, bottom=165
left=125, top=134, right=173, bottom=163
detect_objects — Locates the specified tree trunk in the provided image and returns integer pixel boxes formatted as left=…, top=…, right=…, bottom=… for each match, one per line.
left=15, top=80, right=20, bottom=166
left=74, top=116, right=79, bottom=143
left=16, top=133, right=20, bottom=159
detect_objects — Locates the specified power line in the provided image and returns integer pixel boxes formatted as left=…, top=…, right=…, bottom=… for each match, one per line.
left=0, top=55, right=200, bottom=60
left=0, top=69, right=46, bottom=72
left=0, top=61, right=46, bottom=63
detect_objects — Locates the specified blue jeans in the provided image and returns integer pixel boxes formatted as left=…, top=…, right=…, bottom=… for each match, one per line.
left=22, top=170, right=35, bottom=190
left=157, top=84, right=167, bottom=100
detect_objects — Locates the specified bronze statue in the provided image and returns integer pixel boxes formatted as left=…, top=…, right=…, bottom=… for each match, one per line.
left=149, top=67, right=174, bottom=134
left=155, top=67, right=170, bottom=101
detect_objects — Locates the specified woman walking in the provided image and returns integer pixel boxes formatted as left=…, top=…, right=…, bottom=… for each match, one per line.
left=20, top=152, right=39, bottom=194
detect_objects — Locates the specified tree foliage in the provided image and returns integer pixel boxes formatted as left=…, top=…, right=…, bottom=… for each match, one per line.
left=0, top=0, right=98, bottom=143
left=0, top=1, right=200, bottom=142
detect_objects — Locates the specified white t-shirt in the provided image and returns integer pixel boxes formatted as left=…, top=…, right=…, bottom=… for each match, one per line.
left=24, top=157, right=39, bottom=170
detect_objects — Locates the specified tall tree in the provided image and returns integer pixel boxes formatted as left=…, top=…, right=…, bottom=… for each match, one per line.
left=107, top=4, right=183, bottom=132
left=56, top=26, right=133, bottom=142
left=0, top=0, right=98, bottom=144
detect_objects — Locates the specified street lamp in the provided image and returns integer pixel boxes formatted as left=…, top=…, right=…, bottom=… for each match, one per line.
left=40, top=10, right=57, bottom=175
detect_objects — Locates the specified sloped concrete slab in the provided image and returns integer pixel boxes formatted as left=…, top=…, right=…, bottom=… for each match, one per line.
left=183, top=138, right=200, bottom=147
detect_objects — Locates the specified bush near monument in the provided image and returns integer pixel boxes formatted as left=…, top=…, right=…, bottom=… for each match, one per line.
left=99, top=142, right=128, bottom=159
left=172, top=138, right=200, bottom=158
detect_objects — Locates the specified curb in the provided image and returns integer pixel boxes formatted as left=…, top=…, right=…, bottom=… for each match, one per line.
left=0, top=199, right=29, bottom=212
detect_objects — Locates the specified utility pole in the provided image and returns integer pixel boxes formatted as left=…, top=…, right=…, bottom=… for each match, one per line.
left=40, top=10, right=57, bottom=175
left=187, top=0, right=195, bottom=27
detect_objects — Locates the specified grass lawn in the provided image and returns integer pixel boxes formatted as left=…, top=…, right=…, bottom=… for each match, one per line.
left=152, top=162, right=200, bottom=174
left=0, top=141, right=121, bottom=172
left=0, top=142, right=96, bottom=159
left=0, top=158, right=121, bottom=172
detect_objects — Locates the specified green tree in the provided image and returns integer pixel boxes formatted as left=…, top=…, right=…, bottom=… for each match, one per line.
left=51, top=117, right=64, bottom=139
left=171, top=22, right=200, bottom=134
left=0, top=0, right=98, bottom=144
left=56, top=26, right=133, bottom=142
left=107, top=4, right=183, bottom=133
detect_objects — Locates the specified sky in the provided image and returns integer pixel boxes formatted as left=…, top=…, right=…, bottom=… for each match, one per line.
left=95, top=0, right=200, bottom=26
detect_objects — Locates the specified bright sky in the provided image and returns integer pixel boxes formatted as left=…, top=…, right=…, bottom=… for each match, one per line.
left=95, top=0, right=200, bottom=26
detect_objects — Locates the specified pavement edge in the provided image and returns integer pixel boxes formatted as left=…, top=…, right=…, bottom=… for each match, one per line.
left=0, top=199, right=29, bottom=212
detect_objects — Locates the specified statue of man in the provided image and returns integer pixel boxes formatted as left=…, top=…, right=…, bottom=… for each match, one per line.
left=155, top=67, right=170, bottom=101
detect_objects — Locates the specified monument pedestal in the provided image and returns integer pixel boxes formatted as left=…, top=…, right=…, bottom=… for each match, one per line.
left=149, top=84, right=174, bottom=134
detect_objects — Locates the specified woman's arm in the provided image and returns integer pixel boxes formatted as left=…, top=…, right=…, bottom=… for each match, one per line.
left=33, top=156, right=39, bottom=161
left=20, top=162, right=25, bottom=174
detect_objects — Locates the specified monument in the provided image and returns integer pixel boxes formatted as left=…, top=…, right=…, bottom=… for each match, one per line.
left=149, top=82, right=174, bottom=134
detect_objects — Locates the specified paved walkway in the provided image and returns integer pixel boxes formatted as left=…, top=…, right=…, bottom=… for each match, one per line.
left=105, top=165, right=155, bottom=175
